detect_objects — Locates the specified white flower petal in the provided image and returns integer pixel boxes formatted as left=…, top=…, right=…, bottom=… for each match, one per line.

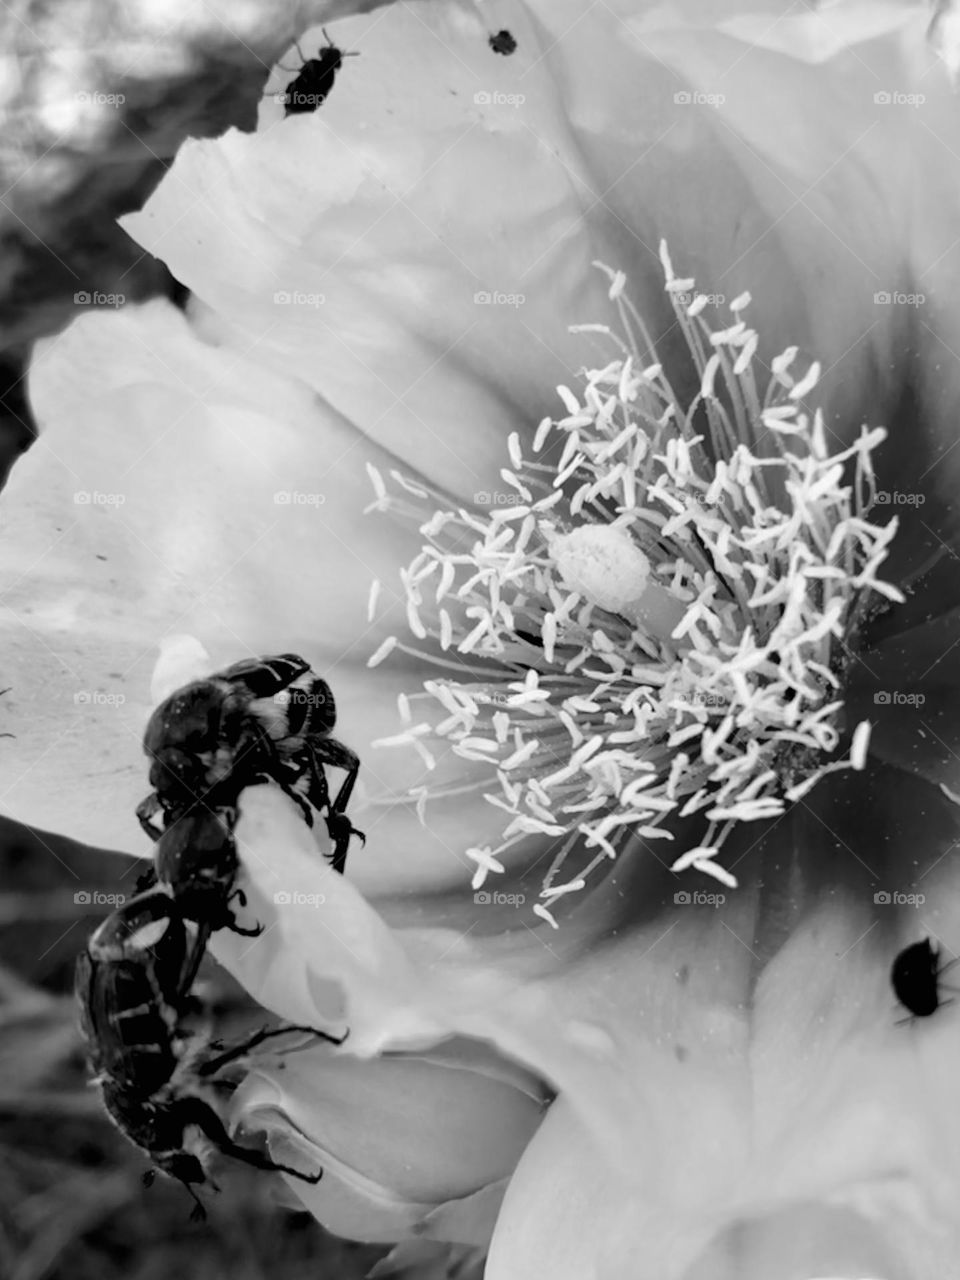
left=119, top=3, right=631, bottom=501
left=0, top=302, right=432, bottom=847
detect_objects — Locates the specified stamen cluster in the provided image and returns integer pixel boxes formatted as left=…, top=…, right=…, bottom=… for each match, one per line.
left=366, top=244, right=902, bottom=924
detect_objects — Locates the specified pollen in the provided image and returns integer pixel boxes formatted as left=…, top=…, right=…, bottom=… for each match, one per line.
left=366, top=242, right=903, bottom=912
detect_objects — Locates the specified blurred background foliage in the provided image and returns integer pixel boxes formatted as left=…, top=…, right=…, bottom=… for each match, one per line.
left=0, top=0, right=388, bottom=481
left=0, top=1, right=445, bottom=1276
left=0, top=819, right=392, bottom=1279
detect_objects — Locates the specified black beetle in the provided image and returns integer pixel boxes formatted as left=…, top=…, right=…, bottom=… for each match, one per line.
left=488, top=29, right=517, bottom=55
left=151, top=805, right=262, bottom=938
left=279, top=31, right=358, bottom=117
left=138, top=652, right=364, bottom=879
left=891, top=937, right=956, bottom=1019
left=76, top=891, right=346, bottom=1219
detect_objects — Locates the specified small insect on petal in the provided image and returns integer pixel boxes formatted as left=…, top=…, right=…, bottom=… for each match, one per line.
left=488, top=28, right=518, bottom=55
left=279, top=30, right=358, bottom=118
left=891, top=938, right=956, bottom=1020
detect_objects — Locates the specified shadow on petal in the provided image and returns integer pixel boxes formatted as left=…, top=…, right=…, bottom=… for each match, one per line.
left=230, top=1035, right=548, bottom=1245
left=679, top=1202, right=913, bottom=1280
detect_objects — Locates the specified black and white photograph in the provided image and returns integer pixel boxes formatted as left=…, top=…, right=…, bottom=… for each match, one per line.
left=1, top=2, right=959, bottom=1277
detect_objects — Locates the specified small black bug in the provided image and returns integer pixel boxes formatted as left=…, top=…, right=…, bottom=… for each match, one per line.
left=891, top=937, right=957, bottom=1019
left=77, top=892, right=346, bottom=1219
left=152, top=805, right=261, bottom=938
left=279, top=30, right=358, bottom=116
left=137, top=652, right=364, bottom=879
left=83, top=886, right=207, bottom=1011
left=137, top=653, right=309, bottom=836
left=488, top=29, right=517, bottom=56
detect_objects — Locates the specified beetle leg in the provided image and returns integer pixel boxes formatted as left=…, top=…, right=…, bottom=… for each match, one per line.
left=180, top=920, right=212, bottom=994
left=137, top=793, right=165, bottom=841
left=224, top=913, right=263, bottom=939
left=133, top=863, right=159, bottom=895
left=307, top=739, right=365, bottom=875
left=143, top=1165, right=210, bottom=1221
left=219, top=888, right=264, bottom=939
left=175, top=1096, right=324, bottom=1184
left=197, top=1023, right=347, bottom=1076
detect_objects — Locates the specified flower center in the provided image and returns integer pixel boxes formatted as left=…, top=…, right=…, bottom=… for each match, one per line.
left=365, top=244, right=903, bottom=925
